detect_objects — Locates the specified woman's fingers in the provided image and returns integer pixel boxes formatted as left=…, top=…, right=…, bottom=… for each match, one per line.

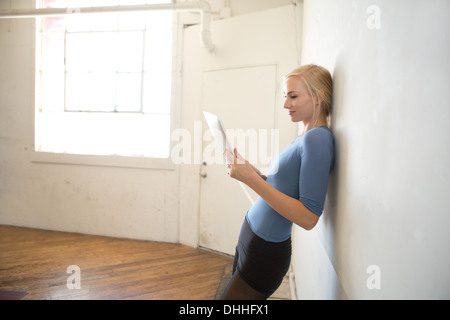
left=234, top=148, right=246, bottom=164
left=224, top=148, right=247, bottom=171
left=223, top=149, right=233, bottom=165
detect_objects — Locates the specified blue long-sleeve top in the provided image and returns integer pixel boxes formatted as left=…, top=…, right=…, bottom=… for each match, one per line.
left=246, top=126, right=335, bottom=242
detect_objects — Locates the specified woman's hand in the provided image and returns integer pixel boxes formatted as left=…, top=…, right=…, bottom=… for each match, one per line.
left=224, top=149, right=318, bottom=230
left=224, top=148, right=260, bottom=185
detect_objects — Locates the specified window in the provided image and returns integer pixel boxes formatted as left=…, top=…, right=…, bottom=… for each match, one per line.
left=35, top=0, right=174, bottom=159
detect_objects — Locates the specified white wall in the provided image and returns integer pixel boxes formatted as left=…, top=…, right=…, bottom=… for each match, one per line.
left=292, top=0, right=450, bottom=299
left=0, top=1, right=292, bottom=242
left=0, top=19, right=180, bottom=243
left=178, top=4, right=301, bottom=251
left=4, top=0, right=448, bottom=300
left=0, top=0, right=178, bottom=242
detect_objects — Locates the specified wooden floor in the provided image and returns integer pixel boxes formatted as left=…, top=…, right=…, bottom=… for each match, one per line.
left=0, top=225, right=232, bottom=300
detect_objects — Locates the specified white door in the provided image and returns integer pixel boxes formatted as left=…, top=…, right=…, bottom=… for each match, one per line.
left=183, top=5, right=300, bottom=255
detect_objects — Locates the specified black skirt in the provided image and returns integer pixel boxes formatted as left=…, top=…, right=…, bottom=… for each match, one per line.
left=232, top=218, right=292, bottom=296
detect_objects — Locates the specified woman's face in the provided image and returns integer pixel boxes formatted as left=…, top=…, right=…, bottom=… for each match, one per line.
left=283, top=77, right=315, bottom=124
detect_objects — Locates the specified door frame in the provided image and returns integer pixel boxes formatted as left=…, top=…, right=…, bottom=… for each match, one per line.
left=178, top=5, right=301, bottom=251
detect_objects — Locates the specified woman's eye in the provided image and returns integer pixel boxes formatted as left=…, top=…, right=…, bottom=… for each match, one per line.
left=290, top=95, right=297, bottom=99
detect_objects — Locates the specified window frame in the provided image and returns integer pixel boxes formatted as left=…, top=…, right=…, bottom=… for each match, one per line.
left=31, top=1, right=180, bottom=170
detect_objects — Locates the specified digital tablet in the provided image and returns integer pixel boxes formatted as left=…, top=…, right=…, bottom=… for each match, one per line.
left=203, top=111, right=255, bottom=204
left=203, top=111, right=235, bottom=158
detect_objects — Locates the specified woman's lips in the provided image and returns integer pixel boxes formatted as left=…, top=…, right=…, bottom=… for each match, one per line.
left=289, top=111, right=295, bottom=115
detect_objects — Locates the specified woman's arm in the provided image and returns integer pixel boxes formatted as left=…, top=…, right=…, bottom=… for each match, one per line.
left=225, top=149, right=266, bottom=180
left=249, top=164, right=267, bottom=181
left=226, top=148, right=319, bottom=230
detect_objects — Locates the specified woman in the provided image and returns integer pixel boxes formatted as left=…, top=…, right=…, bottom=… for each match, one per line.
left=221, top=65, right=335, bottom=300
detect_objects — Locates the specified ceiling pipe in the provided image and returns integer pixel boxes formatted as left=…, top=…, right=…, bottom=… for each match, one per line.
left=0, top=0, right=215, bottom=51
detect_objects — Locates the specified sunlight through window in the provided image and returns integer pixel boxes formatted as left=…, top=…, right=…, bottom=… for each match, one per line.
left=36, top=0, right=173, bottom=158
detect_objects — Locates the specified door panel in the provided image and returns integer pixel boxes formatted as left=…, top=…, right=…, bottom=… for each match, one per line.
left=199, top=65, right=277, bottom=254
left=182, top=5, right=299, bottom=255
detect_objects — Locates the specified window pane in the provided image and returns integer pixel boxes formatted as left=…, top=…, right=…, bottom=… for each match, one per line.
left=145, top=38, right=172, bottom=69
left=67, top=13, right=91, bottom=32
left=66, top=73, right=117, bottom=112
left=114, top=114, right=171, bottom=157
left=146, top=11, right=172, bottom=31
left=144, top=32, right=172, bottom=73
left=90, top=73, right=116, bottom=112
left=66, top=33, right=93, bottom=72
left=144, top=12, right=172, bottom=73
left=37, top=0, right=174, bottom=159
left=41, top=72, right=65, bottom=112
left=91, top=32, right=117, bottom=72
left=67, top=0, right=91, bottom=7
left=116, top=32, right=143, bottom=72
left=116, top=73, right=142, bottom=112
left=66, top=73, right=92, bottom=111
left=38, top=112, right=67, bottom=153
left=43, top=17, right=66, bottom=32
left=91, top=13, right=118, bottom=31
left=119, top=12, right=146, bottom=31
left=140, top=114, right=171, bottom=157
left=143, top=72, right=171, bottom=114
left=41, top=33, right=65, bottom=72
left=92, top=0, right=119, bottom=6
left=42, top=0, right=66, bottom=8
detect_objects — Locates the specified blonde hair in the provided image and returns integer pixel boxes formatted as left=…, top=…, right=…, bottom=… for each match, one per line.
left=285, top=64, right=333, bottom=127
